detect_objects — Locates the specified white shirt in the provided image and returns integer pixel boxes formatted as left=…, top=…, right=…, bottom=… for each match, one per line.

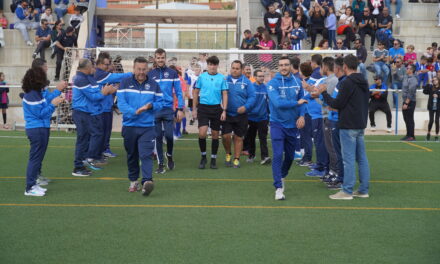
left=340, top=14, right=355, bottom=26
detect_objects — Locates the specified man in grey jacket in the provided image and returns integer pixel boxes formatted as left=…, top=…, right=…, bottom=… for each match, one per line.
left=391, top=58, right=406, bottom=107
left=401, top=64, right=418, bottom=141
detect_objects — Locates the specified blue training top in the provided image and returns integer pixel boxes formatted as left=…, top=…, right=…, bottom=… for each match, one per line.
left=195, top=72, right=228, bottom=105
left=248, top=82, right=269, bottom=122
left=94, top=68, right=132, bottom=113
left=225, top=74, right=256, bottom=117
left=328, top=75, right=346, bottom=122
left=148, top=66, right=184, bottom=109
left=72, top=71, right=105, bottom=115
left=23, top=88, right=61, bottom=129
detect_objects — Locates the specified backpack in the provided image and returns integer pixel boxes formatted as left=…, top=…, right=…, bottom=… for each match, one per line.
left=10, top=0, right=21, bottom=13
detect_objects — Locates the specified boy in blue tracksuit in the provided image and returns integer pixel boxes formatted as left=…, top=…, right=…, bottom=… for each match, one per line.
left=71, top=59, right=117, bottom=176
left=94, top=52, right=133, bottom=158
left=22, top=67, right=65, bottom=196
left=267, top=56, right=307, bottom=200
left=243, top=69, right=270, bottom=164
left=147, top=48, right=184, bottom=174
left=118, top=57, right=163, bottom=195
left=222, top=60, right=256, bottom=168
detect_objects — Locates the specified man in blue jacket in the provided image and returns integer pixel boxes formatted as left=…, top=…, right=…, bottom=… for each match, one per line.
left=148, top=48, right=184, bottom=174
left=267, top=56, right=307, bottom=200
left=71, top=59, right=117, bottom=176
left=94, top=52, right=133, bottom=158
left=118, top=57, right=163, bottom=195
left=244, top=69, right=270, bottom=165
left=14, top=1, right=39, bottom=46
left=222, top=60, right=256, bottom=168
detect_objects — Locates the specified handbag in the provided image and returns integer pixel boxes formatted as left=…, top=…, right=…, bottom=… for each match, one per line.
left=337, top=25, right=349, bottom=35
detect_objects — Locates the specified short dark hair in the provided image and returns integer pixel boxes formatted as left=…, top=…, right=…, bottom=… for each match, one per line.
left=311, top=54, right=322, bottom=66
left=154, top=48, right=166, bottom=56
left=40, top=19, right=48, bottom=24
left=290, top=56, right=300, bottom=70
left=207, top=56, right=220, bottom=65
left=420, top=56, right=428, bottom=61
left=254, top=69, right=262, bottom=77
left=343, top=54, right=359, bottom=70
left=96, top=52, right=111, bottom=65
left=134, top=57, right=148, bottom=64
left=22, top=67, right=48, bottom=93
left=31, top=58, right=47, bottom=69
left=244, top=29, right=251, bottom=34
left=74, top=6, right=81, bottom=12
left=65, top=26, right=75, bottom=33
left=231, top=60, right=243, bottom=69
left=428, top=57, right=434, bottom=63
left=408, top=64, right=416, bottom=73
left=334, top=56, right=344, bottom=69
left=432, top=42, right=438, bottom=47
left=278, top=56, right=291, bottom=64
left=299, top=62, right=313, bottom=77
left=322, top=57, right=334, bottom=72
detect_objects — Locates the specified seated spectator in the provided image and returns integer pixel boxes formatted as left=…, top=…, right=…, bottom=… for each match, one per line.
left=292, top=0, right=311, bottom=15
left=290, top=20, right=306, bottom=50
left=333, top=38, right=348, bottom=57
left=416, top=56, right=429, bottom=88
left=338, top=6, right=356, bottom=49
left=404, top=44, right=417, bottom=65
left=309, top=2, right=327, bottom=49
left=76, top=0, right=89, bottom=14
left=32, top=0, right=44, bottom=22
left=261, top=0, right=283, bottom=9
left=369, top=75, right=392, bottom=132
left=257, top=31, right=276, bottom=69
left=368, top=0, right=385, bottom=18
left=334, top=0, right=350, bottom=17
left=354, top=39, right=368, bottom=80
left=427, top=57, right=437, bottom=84
left=241, top=29, right=259, bottom=50
left=32, top=18, right=51, bottom=60
left=435, top=54, right=440, bottom=73
left=0, top=10, right=8, bottom=29
left=391, top=57, right=406, bottom=90
left=54, top=0, right=69, bottom=22
left=424, top=46, right=434, bottom=59
left=281, top=11, right=293, bottom=45
left=375, top=7, right=393, bottom=48
left=373, top=42, right=390, bottom=84
left=40, top=7, right=55, bottom=28
left=318, top=0, right=334, bottom=8
left=351, top=0, right=366, bottom=22
left=314, top=39, right=329, bottom=50
left=50, top=20, right=64, bottom=59
left=388, top=39, right=405, bottom=63
left=14, top=1, right=40, bottom=46
left=264, top=4, right=282, bottom=45
left=254, top=26, right=266, bottom=42
left=292, top=5, right=308, bottom=29
left=385, top=0, right=402, bottom=19
left=281, top=39, right=292, bottom=50
left=69, top=7, right=84, bottom=35
left=54, top=26, right=77, bottom=81
left=358, top=7, right=376, bottom=51
left=326, top=6, right=337, bottom=48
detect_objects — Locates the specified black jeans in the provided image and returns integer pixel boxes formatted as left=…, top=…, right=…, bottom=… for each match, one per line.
left=402, top=101, right=416, bottom=137
left=359, top=27, right=376, bottom=47
left=55, top=48, right=65, bottom=79
left=243, top=120, right=269, bottom=159
left=310, top=28, right=327, bottom=49
left=34, top=40, right=51, bottom=60
left=428, top=110, right=440, bottom=135
left=369, top=100, right=392, bottom=128
left=343, top=26, right=356, bottom=49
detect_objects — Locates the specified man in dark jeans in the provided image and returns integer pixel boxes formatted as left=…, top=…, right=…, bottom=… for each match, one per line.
left=401, top=64, right=418, bottom=141
left=358, top=7, right=376, bottom=51
left=33, top=19, right=51, bottom=60
left=369, top=75, right=392, bottom=133
left=54, top=26, right=77, bottom=81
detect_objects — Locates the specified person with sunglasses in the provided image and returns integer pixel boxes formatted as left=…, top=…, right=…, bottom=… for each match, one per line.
left=388, top=40, right=405, bottom=64
left=32, top=19, right=51, bottom=60
left=358, top=7, right=376, bottom=51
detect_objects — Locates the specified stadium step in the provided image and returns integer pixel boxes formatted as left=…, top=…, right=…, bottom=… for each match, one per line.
left=0, top=46, right=57, bottom=65
left=0, top=63, right=57, bottom=84
left=3, top=29, right=38, bottom=48
left=394, top=20, right=440, bottom=37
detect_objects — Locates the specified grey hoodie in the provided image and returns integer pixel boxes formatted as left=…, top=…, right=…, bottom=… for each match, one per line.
left=402, top=74, right=418, bottom=102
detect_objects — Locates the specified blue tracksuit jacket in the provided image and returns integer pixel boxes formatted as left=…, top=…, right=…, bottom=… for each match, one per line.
left=148, top=66, right=184, bottom=109
left=226, top=74, right=256, bottom=117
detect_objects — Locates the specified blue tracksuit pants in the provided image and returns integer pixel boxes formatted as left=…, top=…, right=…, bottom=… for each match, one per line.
left=155, top=107, right=174, bottom=164
left=102, top=111, right=113, bottom=152
left=25, top=128, right=50, bottom=191
left=300, top=113, right=313, bottom=162
left=312, top=118, right=329, bottom=172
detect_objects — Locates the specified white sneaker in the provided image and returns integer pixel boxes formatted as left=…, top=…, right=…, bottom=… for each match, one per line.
left=36, top=178, right=49, bottom=186
left=35, top=184, right=47, bottom=192
left=26, top=41, right=33, bottom=46
left=275, top=188, right=285, bottom=200
left=387, top=128, right=392, bottom=133
left=281, top=178, right=285, bottom=192
left=371, top=126, right=376, bottom=132
left=395, top=14, right=400, bottom=19
left=24, top=186, right=45, bottom=196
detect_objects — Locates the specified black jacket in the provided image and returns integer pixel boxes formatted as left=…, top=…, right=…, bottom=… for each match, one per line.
left=264, top=12, right=282, bottom=31
left=423, top=84, right=440, bottom=111
left=322, top=73, right=370, bottom=129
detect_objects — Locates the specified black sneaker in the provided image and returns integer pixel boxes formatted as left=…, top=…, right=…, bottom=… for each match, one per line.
left=199, top=156, right=207, bottom=169
left=155, top=163, right=166, bottom=174
left=51, top=52, right=56, bottom=59
left=189, top=119, right=194, bottom=125
left=182, top=130, right=189, bottom=135
left=72, top=167, right=91, bottom=177
left=400, top=136, right=409, bottom=141
left=327, top=181, right=342, bottom=190
left=210, top=158, right=217, bottom=169
left=142, top=181, right=154, bottom=196
left=166, top=154, right=175, bottom=170
left=321, top=173, right=333, bottom=183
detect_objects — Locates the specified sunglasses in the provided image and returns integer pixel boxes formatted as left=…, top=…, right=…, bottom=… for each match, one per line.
left=337, top=42, right=343, bottom=44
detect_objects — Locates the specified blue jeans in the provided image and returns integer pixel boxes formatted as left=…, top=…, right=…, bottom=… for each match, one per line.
left=54, top=8, right=67, bottom=20
left=155, top=107, right=175, bottom=164
left=339, top=129, right=370, bottom=194
left=385, top=0, right=402, bottom=16
left=25, top=128, right=50, bottom=191
left=122, top=126, right=156, bottom=184
left=300, top=113, right=312, bottom=162
left=312, top=118, right=328, bottom=171
left=328, top=30, right=336, bottom=48
left=358, top=63, right=368, bottom=81
left=329, top=120, right=343, bottom=181
left=374, top=62, right=390, bottom=84
left=270, top=122, right=298, bottom=189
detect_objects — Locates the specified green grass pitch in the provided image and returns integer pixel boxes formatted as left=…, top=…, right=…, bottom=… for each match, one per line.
left=0, top=130, right=439, bottom=263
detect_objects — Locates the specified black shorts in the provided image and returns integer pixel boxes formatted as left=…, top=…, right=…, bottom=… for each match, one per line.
left=0, top=103, right=8, bottom=109
left=188, top=98, right=193, bottom=109
left=197, top=104, right=222, bottom=131
left=222, top=113, right=248, bottom=137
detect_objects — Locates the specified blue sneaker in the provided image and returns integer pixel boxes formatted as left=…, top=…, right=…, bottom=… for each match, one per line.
left=103, top=149, right=117, bottom=158
left=305, top=169, right=326, bottom=177
left=83, top=159, right=102, bottom=171
left=308, top=163, right=319, bottom=170
left=297, top=160, right=313, bottom=167
left=294, top=151, right=302, bottom=161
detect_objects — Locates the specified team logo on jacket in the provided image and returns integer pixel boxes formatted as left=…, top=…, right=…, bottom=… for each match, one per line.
left=241, top=84, right=245, bottom=89
left=164, top=72, right=169, bottom=78
left=268, top=85, right=273, bottom=91
left=145, top=84, right=150, bottom=89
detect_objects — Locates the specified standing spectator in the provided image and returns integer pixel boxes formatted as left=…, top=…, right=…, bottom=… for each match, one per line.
left=338, top=7, right=356, bottom=48
left=368, top=0, right=385, bottom=18
left=309, top=2, right=327, bottom=49
left=14, top=1, right=40, bottom=46
left=76, top=0, right=89, bottom=14
left=351, top=0, right=366, bottom=22
left=401, top=64, right=418, bottom=141
left=375, top=7, right=393, bottom=47
left=0, top=25, right=4, bottom=48
left=326, top=6, right=337, bottom=48
left=242, top=64, right=256, bottom=83
left=385, top=0, right=402, bottom=19
left=354, top=38, right=368, bottom=80
left=69, top=7, right=83, bottom=35
left=54, top=26, right=77, bottom=81
left=373, top=42, right=390, bottom=84
left=241, top=29, right=259, bottom=50
left=40, top=7, right=55, bottom=28
left=254, top=26, right=266, bottom=42
left=264, top=4, right=283, bottom=45
left=369, top=75, right=392, bottom=132
left=423, top=76, right=440, bottom=141
left=54, top=0, right=69, bottom=22
left=315, top=54, right=371, bottom=200
left=388, top=39, right=405, bottom=63
left=32, top=19, right=51, bottom=60
left=293, top=5, right=308, bottom=29
left=358, top=7, right=376, bottom=51
left=290, top=20, right=306, bottom=50
left=0, top=9, right=9, bottom=29
left=257, top=31, right=276, bottom=69
left=391, top=57, right=406, bottom=90
left=0, top=72, right=9, bottom=129
left=404, top=44, right=417, bottom=65
left=281, top=11, right=293, bottom=45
